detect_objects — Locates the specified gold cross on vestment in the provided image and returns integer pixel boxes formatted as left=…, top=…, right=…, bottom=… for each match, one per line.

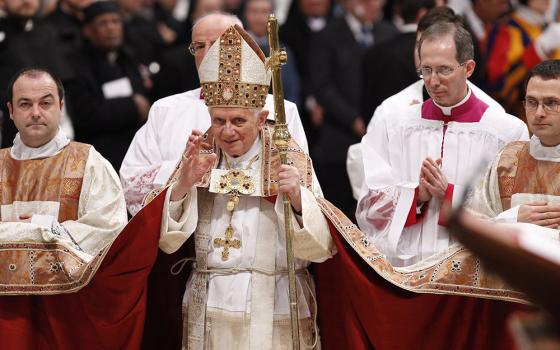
left=214, top=225, right=242, bottom=261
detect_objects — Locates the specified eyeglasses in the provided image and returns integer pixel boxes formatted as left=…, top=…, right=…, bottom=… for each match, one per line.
left=523, top=98, right=560, bottom=113
left=188, top=41, right=215, bottom=55
left=417, top=63, right=466, bottom=78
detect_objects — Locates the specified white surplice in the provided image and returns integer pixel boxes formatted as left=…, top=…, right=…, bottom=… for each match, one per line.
left=0, top=129, right=127, bottom=261
left=159, top=136, right=333, bottom=350
left=347, top=79, right=520, bottom=201
left=355, top=81, right=529, bottom=266
left=119, top=88, right=309, bottom=215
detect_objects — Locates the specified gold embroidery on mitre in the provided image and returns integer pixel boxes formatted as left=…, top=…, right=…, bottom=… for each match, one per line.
left=199, top=25, right=270, bottom=108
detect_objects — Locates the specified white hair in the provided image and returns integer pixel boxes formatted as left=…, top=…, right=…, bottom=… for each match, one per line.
left=192, top=12, right=243, bottom=31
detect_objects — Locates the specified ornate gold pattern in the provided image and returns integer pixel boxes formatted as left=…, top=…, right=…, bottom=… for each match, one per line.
left=199, top=25, right=269, bottom=108
left=316, top=197, right=529, bottom=304
left=498, top=141, right=560, bottom=210
left=0, top=142, right=89, bottom=222
left=0, top=242, right=106, bottom=295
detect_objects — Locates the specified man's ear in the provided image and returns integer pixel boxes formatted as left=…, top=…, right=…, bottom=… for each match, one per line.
left=258, top=110, right=268, bottom=128
left=7, top=102, right=13, bottom=120
left=465, top=59, right=476, bottom=79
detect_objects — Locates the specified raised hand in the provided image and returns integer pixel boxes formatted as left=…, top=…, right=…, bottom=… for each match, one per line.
left=278, top=164, right=302, bottom=214
left=171, top=130, right=217, bottom=201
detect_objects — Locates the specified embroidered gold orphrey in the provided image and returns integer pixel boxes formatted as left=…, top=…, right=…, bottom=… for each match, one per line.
left=213, top=168, right=256, bottom=260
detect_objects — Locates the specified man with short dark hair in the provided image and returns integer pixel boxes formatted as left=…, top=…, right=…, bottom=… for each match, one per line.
left=469, top=59, right=560, bottom=226
left=0, top=0, right=73, bottom=147
left=356, top=19, right=528, bottom=266
left=65, top=0, right=151, bottom=170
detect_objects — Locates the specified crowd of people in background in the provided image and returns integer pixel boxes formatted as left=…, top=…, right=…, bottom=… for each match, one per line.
left=1, top=0, right=559, bottom=217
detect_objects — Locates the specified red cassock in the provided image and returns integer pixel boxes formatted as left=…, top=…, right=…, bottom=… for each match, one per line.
left=0, top=191, right=166, bottom=350
left=315, top=220, right=530, bottom=350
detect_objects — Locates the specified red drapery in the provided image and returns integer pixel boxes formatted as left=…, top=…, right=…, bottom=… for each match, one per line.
left=0, top=190, right=166, bottom=350
left=315, top=221, right=530, bottom=350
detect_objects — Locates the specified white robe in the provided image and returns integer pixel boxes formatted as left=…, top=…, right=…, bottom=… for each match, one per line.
left=160, top=137, right=333, bottom=349
left=119, top=88, right=309, bottom=215
left=0, top=129, right=127, bottom=261
left=347, top=79, right=521, bottom=201
left=354, top=81, right=529, bottom=266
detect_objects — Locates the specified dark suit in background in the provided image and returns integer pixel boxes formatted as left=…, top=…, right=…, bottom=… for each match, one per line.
left=361, top=31, right=419, bottom=120
left=66, top=42, right=148, bottom=170
left=309, top=15, right=398, bottom=218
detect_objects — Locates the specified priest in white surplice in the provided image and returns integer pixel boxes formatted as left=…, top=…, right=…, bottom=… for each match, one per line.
left=355, top=21, right=529, bottom=267
left=155, top=25, right=333, bottom=349
left=468, top=59, right=560, bottom=228
left=119, top=13, right=308, bottom=216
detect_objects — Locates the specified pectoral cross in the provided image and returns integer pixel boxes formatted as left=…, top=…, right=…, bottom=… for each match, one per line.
left=213, top=225, right=242, bottom=261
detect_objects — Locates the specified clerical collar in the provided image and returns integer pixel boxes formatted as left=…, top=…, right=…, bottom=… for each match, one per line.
left=221, top=135, right=261, bottom=170
left=307, top=17, right=327, bottom=32
left=516, top=5, right=547, bottom=26
left=399, top=23, right=417, bottom=34
left=529, top=135, right=560, bottom=162
left=434, top=88, right=471, bottom=116
left=421, top=88, right=489, bottom=122
left=11, top=128, right=70, bottom=160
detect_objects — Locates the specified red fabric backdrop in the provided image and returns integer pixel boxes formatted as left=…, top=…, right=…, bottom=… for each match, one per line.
left=315, top=221, right=530, bottom=350
left=0, top=190, right=165, bottom=350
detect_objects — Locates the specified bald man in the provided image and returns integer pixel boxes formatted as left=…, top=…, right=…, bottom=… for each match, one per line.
left=120, top=12, right=309, bottom=215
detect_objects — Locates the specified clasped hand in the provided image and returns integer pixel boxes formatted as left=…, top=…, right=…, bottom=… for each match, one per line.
left=418, top=157, right=448, bottom=203
left=518, top=202, right=560, bottom=228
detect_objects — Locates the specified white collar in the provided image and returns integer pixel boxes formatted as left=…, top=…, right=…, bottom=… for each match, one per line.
left=221, top=135, right=261, bottom=169
left=10, top=128, right=70, bottom=160
left=307, top=17, right=327, bottom=32
left=399, top=23, right=417, bottom=34
left=433, top=87, right=471, bottom=116
left=529, top=135, right=560, bottom=162
left=516, top=5, right=548, bottom=26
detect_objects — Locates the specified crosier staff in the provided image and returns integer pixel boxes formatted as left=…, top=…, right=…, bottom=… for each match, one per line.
left=267, top=13, right=300, bottom=350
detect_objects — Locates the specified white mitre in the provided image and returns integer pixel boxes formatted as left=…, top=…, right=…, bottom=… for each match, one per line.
left=198, top=24, right=272, bottom=108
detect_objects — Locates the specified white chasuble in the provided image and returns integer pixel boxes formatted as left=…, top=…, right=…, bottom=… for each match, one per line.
left=159, top=134, right=333, bottom=350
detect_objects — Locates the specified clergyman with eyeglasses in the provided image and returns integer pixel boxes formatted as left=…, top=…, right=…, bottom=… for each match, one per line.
left=356, top=20, right=529, bottom=267
left=119, top=12, right=309, bottom=216
left=468, top=60, right=560, bottom=228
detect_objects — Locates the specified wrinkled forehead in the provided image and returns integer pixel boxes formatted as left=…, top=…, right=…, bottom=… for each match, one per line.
left=209, top=106, right=259, bottom=119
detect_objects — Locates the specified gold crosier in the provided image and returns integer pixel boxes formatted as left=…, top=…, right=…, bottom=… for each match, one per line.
left=267, top=14, right=301, bottom=350
left=213, top=155, right=258, bottom=261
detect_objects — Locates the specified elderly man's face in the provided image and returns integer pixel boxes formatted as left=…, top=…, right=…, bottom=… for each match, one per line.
left=419, top=34, right=474, bottom=107
left=210, top=107, right=267, bottom=157
left=3, top=0, right=40, bottom=19
left=525, top=76, right=560, bottom=146
left=85, top=13, right=123, bottom=52
left=8, top=73, right=63, bottom=148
